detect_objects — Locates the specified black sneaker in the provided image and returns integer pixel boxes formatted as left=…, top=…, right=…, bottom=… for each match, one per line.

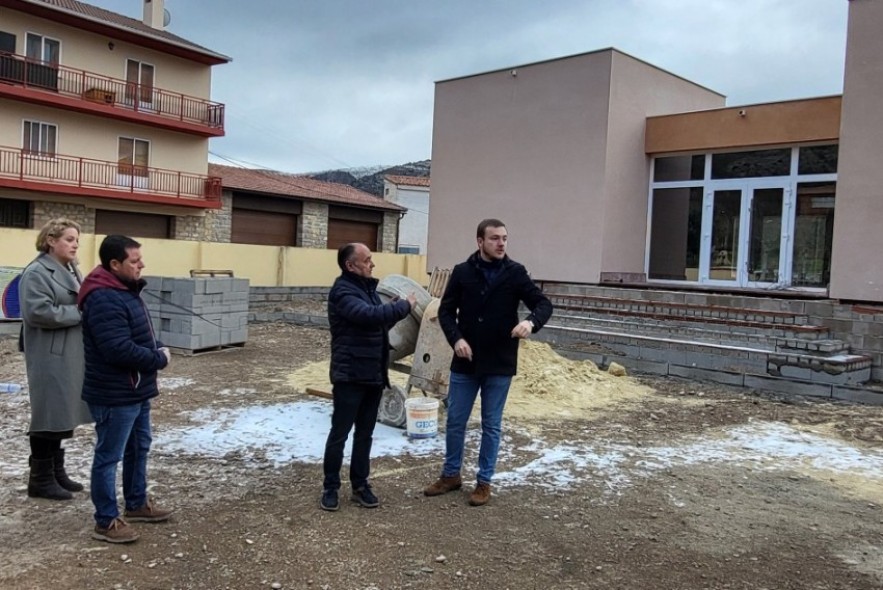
left=351, top=485, right=379, bottom=508
left=320, top=488, right=339, bottom=512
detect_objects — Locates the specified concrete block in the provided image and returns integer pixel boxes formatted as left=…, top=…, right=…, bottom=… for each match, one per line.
left=779, top=365, right=814, bottom=381
left=831, top=386, right=883, bottom=406
left=623, top=357, right=669, bottom=375
left=668, top=364, right=745, bottom=387
left=743, top=375, right=832, bottom=399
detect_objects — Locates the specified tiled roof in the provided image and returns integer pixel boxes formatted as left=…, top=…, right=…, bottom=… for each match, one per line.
left=209, top=164, right=405, bottom=212
left=385, top=174, right=431, bottom=188
left=19, top=0, right=230, bottom=62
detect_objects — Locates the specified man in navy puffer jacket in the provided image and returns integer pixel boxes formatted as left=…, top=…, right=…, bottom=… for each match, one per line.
left=78, top=235, right=171, bottom=544
left=320, top=242, right=416, bottom=512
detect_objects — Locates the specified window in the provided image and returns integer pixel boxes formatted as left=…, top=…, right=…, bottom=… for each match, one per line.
left=25, top=33, right=59, bottom=64
left=648, top=187, right=703, bottom=281
left=711, top=149, right=791, bottom=179
left=0, top=198, right=30, bottom=228
left=397, top=245, right=421, bottom=254
left=118, top=137, right=149, bottom=177
left=653, top=154, right=704, bottom=182
left=798, top=145, right=838, bottom=175
left=23, top=120, right=57, bottom=156
left=125, top=59, right=155, bottom=105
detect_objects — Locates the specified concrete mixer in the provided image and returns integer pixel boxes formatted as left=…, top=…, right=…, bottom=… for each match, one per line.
left=374, top=274, right=454, bottom=428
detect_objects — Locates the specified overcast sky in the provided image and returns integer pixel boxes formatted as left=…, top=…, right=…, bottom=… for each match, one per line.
left=86, top=0, right=849, bottom=174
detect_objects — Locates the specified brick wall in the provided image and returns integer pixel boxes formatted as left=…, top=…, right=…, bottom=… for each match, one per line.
left=298, top=201, right=328, bottom=248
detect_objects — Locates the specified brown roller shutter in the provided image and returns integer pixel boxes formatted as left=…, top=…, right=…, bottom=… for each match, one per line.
left=95, top=210, right=171, bottom=239
left=327, top=218, right=377, bottom=251
left=231, top=208, right=297, bottom=246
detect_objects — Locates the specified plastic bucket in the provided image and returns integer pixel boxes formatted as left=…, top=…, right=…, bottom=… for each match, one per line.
left=405, top=397, right=439, bottom=439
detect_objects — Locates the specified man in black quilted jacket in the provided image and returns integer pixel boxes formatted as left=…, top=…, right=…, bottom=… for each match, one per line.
left=320, top=242, right=415, bottom=512
left=424, top=219, right=553, bottom=506
left=79, top=235, right=172, bottom=543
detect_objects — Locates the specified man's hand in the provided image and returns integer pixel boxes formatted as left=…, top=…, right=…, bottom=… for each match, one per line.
left=453, top=338, right=473, bottom=361
left=160, top=347, right=171, bottom=365
left=406, top=292, right=418, bottom=309
left=511, top=319, right=534, bottom=339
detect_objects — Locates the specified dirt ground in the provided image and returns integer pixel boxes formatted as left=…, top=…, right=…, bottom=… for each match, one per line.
left=1, top=321, right=883, bottom=590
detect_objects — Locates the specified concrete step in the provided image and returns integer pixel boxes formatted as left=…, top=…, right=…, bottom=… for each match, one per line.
left=537, top=323, right=872, bottom=388
left=552, top=312, right=849, bottom=355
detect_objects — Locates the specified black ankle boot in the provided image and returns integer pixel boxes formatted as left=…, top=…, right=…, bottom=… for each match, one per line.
left=53, top=449, right=84, bottom=492
left=27, top=457, right=73, bottom=501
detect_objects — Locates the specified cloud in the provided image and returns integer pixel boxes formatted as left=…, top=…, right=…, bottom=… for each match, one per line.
left=82, top=0, right=848, bottom=172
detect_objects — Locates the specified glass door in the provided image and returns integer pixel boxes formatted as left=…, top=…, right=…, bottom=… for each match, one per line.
left=701, top=182, right=791, bottom=288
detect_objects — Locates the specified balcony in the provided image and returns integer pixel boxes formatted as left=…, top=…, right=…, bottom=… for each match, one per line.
left=0, top=52, right=225, bottom=137
left=0, top=145, right=222, bottom=209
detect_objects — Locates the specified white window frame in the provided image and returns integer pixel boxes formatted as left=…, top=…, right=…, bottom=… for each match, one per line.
left=25, top=32, right=60, bottom=63
left=22, top=119, right=58, bottom=157
left=116, top=136, right=151, bottom=189
left=645, top=143, right=838, bottom=292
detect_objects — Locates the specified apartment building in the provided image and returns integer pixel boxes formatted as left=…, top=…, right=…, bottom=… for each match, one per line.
left=383, top=174, right=430, bottom=254
left=0, top=0, right=229, bottom=239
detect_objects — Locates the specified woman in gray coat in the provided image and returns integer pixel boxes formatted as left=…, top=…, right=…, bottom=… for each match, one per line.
left=19, top=218, right=93, bottom=500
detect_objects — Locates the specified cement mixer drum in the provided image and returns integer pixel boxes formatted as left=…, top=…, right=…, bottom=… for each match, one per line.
left=377, top=274, right=432, bottom=361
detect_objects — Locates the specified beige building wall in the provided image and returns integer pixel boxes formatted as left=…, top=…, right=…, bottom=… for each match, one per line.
left=429, top=49, right=723, bottom=283
left=1, top=8, right=212, bottom=99
left=601, top=52, right=724, bottom=278
left=429, top=51, right=614, bottom=281
left=2, top=100, right=209, bottom=174
left=830, top=0, right=883, bottom=302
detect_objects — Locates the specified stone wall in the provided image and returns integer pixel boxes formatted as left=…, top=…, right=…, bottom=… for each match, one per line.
left=201, top=191, right=232, bottom=243
left=298, top=201, right=328, bottom=248
left=32, top=201, right=95, bottom=233
left=173, top=214, right=204, bottom=241
left=380, top=211, right=399, bottom=253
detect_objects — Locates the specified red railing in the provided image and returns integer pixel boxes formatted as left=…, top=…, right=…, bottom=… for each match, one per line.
left=0, top=145, right=221, bottom=204
left=0, top=52, right=224, bottom=131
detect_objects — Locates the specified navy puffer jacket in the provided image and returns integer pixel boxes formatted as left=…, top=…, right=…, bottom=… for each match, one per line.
left=328, top=271, right=412, bottom=386
left=77, top=266, right=168, bottom=406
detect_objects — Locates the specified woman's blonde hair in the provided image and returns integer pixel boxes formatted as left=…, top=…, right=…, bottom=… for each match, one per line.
left=36, top=218, right=81, bottom=253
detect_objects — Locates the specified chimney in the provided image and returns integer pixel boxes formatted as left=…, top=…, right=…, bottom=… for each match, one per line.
left=143, top=0, right=165, bottom=30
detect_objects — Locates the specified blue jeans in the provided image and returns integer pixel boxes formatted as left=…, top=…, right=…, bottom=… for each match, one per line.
left=88, top=401, right=152, bottom=527
left=442, top=372, right=512, bottom=484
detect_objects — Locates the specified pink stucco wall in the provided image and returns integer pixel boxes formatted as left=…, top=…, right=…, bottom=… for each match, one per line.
left=428, top=49, right=722, bottom=283
left=830, top=0, right=883, bottom=302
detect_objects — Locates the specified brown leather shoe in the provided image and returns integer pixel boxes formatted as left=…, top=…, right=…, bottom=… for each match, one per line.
left=92, top=517, right=139, bottom=544
left=124, top=499, right=173, bottom=523
left=468, top=482, right=491, bottom=506
left=423, top=474, right=462, bottom=496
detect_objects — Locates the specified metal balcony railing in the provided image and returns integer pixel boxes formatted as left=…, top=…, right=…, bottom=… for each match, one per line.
left=0, top=52, right=225, bottom=131
left=0, top=145, right=222, bottom=205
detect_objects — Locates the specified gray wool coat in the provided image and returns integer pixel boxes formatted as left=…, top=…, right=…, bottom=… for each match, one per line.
left=19, top=253, right=92, bottom=433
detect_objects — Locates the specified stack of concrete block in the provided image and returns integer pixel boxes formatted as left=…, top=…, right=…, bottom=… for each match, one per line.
left=143, top=276, right=249, bottom=353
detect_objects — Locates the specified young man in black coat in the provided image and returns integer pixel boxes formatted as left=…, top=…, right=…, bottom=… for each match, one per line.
left=321, top=242, right=416, bottom=511
left=424, top=219, right=553, bottom=506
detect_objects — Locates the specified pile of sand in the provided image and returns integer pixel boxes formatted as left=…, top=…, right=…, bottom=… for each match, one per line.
left=506, top=340, right=654, bottom=420
left=286, top=339, right=653, bottom=422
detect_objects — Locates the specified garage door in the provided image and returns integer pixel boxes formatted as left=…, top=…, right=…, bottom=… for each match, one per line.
left=95, top=210, right=171, bottom=239
left=327, top=218, right=377, bottom=251
left=232, top=208, right=297, bottom=246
